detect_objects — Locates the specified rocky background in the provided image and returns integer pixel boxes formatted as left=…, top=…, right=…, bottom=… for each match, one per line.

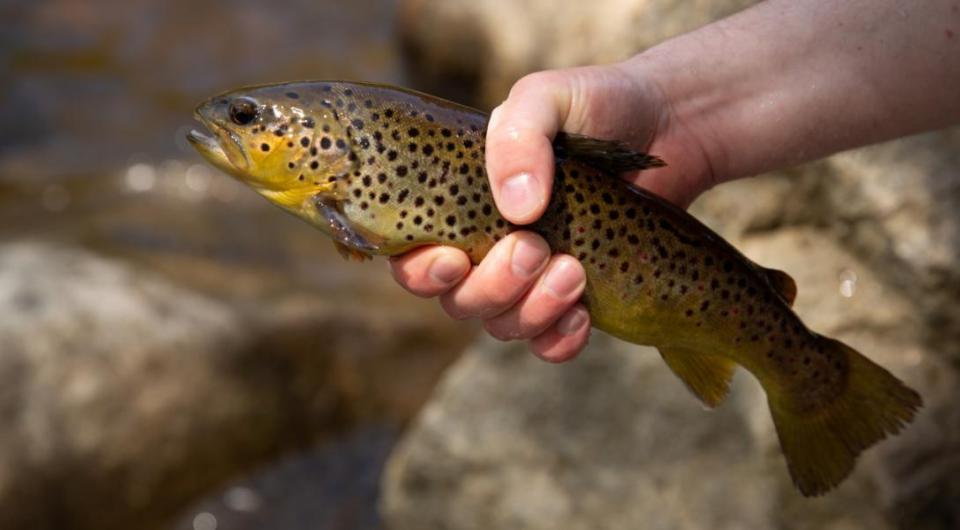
left=1, top=0, right=958, bottom=529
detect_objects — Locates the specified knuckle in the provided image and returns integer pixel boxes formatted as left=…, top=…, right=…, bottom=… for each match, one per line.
left=511, top=71, right=560, bottom=97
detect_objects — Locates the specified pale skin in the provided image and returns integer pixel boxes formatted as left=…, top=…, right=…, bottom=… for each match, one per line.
left=390, top=0, right=960, bottom=362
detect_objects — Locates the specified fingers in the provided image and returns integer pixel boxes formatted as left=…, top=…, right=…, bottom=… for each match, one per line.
left=486, top=71, right=574, bottom=225
left=389, top=233, right=589, bottom=364
left=389, top=245, right=470, bottom=298
left=483, top=254, right=585, bottom=340
left=529, top=305, right=591, bottom=363
left=439, top=232, right=551, bottom=320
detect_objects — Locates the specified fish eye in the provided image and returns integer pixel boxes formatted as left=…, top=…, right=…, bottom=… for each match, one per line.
left=228, top=97, right=260, bottom=126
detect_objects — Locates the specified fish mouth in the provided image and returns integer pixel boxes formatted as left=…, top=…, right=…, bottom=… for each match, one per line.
left=187, top=109, right=250, bottom=175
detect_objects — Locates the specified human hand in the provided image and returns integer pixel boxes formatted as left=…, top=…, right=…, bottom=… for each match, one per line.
left=390, top=61, right=720, bottom=362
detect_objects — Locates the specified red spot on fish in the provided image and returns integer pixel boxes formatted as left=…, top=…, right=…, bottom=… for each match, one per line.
left=578, top=227, right=585, bottom=233
left=638, top=251, right=649, bottom=262
left=697, top=284, right=705, bottom=292
left=731, top=307, right=739, bottom=315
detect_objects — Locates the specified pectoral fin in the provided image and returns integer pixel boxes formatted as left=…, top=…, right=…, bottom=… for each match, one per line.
left=658, top=347, right=737, bottom=408
left=314, top=196, right=382, bottom=261
left=333, top=241, right=373, bottom=262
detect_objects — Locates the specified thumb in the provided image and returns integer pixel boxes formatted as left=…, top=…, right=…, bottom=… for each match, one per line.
left=485, top=72, right=573, bottom=225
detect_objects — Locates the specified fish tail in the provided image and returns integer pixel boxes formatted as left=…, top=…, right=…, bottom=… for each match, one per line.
left=768, top=335, right=922, bottom=496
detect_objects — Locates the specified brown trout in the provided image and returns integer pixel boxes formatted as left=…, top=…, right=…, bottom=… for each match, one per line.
left=187, top=81, right=921, bottom=496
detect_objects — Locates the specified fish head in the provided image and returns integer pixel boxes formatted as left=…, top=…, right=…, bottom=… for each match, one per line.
left=187, top=84, right=353, bottom=211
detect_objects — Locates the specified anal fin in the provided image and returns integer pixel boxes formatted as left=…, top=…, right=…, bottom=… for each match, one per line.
left=658, top=347, right=737, bottom=408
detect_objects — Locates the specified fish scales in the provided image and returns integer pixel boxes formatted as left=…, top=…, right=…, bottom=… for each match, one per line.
left=188, top=81, right=921, bottom=497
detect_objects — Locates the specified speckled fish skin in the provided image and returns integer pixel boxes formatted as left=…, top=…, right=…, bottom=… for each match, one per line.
left=188, top=81, right=921, bottom=497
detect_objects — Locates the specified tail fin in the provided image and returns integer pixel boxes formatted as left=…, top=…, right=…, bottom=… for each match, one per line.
left=769, top=336, right=922, bottom=496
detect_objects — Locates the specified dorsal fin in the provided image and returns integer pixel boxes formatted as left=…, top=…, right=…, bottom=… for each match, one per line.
left=659, top=346, right=737, bottom=408
left=553, top=132, right=666, bottom=175
left=761, top=267, right=797, bottom=306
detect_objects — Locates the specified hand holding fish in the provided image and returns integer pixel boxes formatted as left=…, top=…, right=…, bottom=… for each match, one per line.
left=390, top=63, right=714, bottom=362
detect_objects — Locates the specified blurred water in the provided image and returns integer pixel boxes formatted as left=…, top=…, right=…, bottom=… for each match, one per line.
left=172, top=428, right=397, bottom=530
left=0, top=0, right=403, bottom=183
left=0, top=0, right=411, bottom=300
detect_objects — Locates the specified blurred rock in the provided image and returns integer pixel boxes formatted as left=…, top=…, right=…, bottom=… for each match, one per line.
left=0, top=241, right=469, bottom=530
left=383, top=228, right=959, bottom=530
left=398, top=0, right=757, bottom=107
left=821, top=130, right=960, bottom=360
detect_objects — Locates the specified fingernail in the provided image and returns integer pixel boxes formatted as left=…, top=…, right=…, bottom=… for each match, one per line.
left=429, top=254, right=466, bottom=286
left=556, top=307, right=588, bottom=336
left=543, top=260, right=585, bottom=300
left=500, top=172, right=544, bottom=221
left=511, top=237, right=548, bottom=279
